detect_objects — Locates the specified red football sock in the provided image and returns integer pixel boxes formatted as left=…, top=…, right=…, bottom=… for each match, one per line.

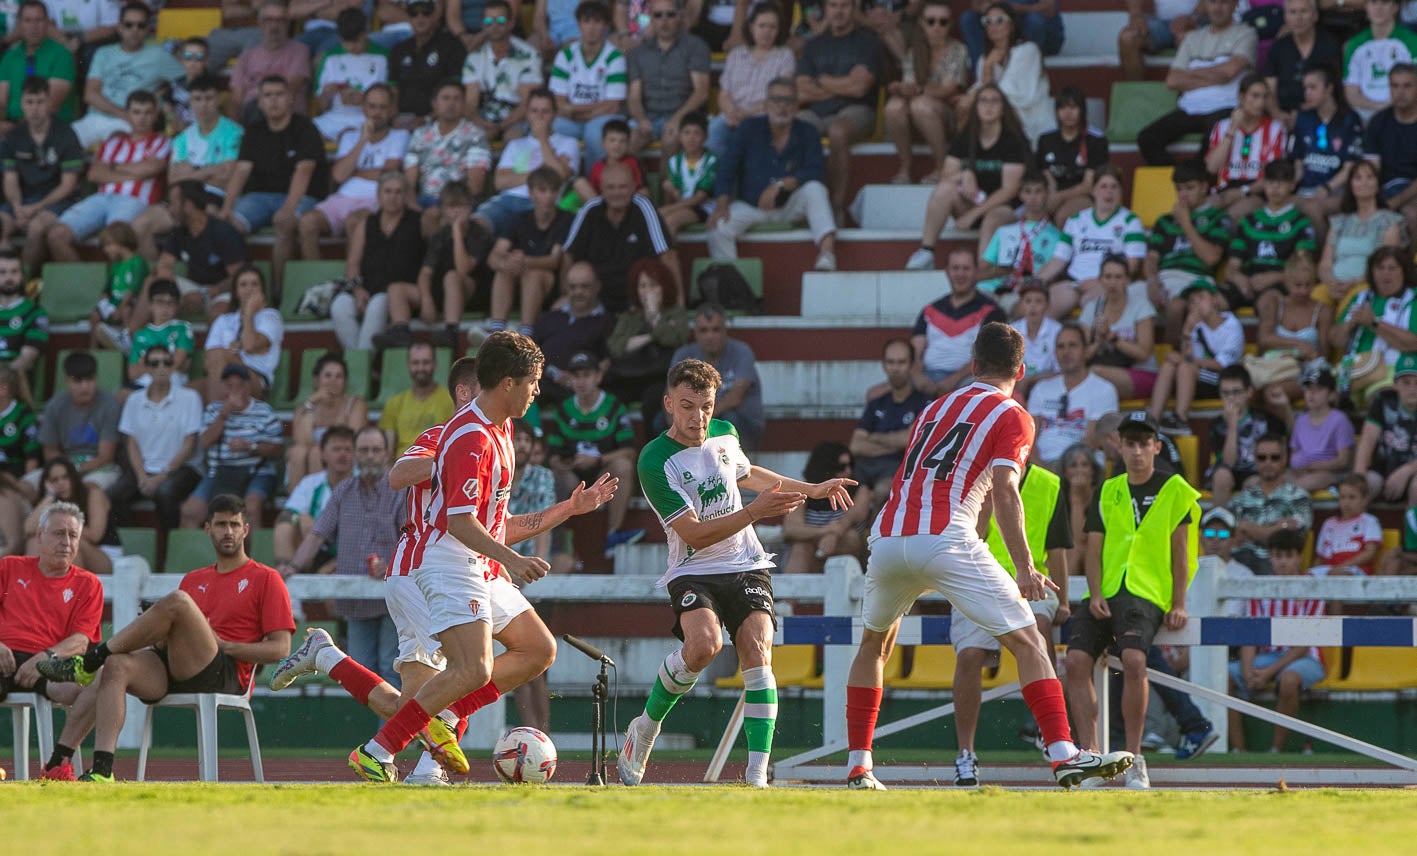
left=448, top=681, right=501, bottom=719
left=373, top=699, right=433, bottom=755
left=454, top=716, right=469, bottom=741
left=329, top=657, right=382, bottom=706
left=1021, top=678, right=1073, bottom=748
left=846, top=685, right=883, bottom=752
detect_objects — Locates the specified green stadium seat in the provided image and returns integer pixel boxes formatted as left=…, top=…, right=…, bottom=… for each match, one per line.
left=164, top=529, right=214, bottom=574
left=281, top=260, right=347, bottom=321
left=54, top=349, right=124, bottom=396
left=266, top=351, right=296, bottom=410
left=373, top=347, right=451, bottom=408
left=689, top=257, right=763, bottom=304
left=248, top=527, right=276, bottom=567
left=39, top=262, right=107, bottom=323
left=294, top=348, right=374, bottom=402
left=118, top=527, right=159, bottom=571
left=1105, top=81, right=1178, bottom=145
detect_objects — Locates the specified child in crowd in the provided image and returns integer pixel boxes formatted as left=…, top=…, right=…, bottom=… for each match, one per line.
left=1287, top=365, right=1353, bottom=493
left=161, top=36, right=211, bottom=133
left=1224, top=160, right=1316, bottom=311
left=565, top=119, right=644, bottom=208
left=978, top=171, right=1062, bottom=312
left=1228, top=528, right=1327, bottom=753
left=91, top=222, right=149, bottom=353
left=487, top=166, right=573, bottom=338
left=1312, top=474, right=1383, bottom=577
left=1205, top=365, right=1283, bottom=506
left=1200, top=508, right=1254, bottom=609
left=657, top=112, right=717, bottom=238
left=1148, top=279, right=1246, bottom=434
left=126, top=279, right=194, bottom=390
left=1009, top=279, right=1060, bottom=401
left=1146, top=160, right=1231, bottom=346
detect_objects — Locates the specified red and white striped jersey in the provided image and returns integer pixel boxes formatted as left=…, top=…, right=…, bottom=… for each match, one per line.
left=426, top=399, right=515, bottom=576
left=872, top=382, right=1034, bottom=542
left=1243, top=592, right=1326, bottom=660
left=1207, top=115, right=1287, bottom=190
left=388, top=424, right=443, bottom=578
left=96, top=132, right=172, bottom=203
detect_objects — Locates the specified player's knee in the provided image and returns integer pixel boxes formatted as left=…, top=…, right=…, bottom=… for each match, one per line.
left=957, top=646, right=989, bottom=670
left=681, top=635, right=721, bottom=672
left=1064, top=650, right=1093, bottom=680
left=161, top=589, right=198, bottom=615
left=1120, top=647, right=1147, bottom=677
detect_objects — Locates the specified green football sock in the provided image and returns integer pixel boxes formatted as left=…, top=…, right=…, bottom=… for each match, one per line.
left=645, top=649, right=699, bottom=722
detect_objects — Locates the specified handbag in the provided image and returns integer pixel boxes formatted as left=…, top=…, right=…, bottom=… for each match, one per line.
left=296, top=278, right=358, bottom=319
left=1241, top=352, right=1300, bottom=388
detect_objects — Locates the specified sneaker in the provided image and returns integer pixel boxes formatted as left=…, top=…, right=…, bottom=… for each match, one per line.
left=1175, top=725, right=1219, bottom=761
left=77, top=770, right=115, bottom=783
left=371, top=324, right=412, bottom=351
left=1158, top=414, right=1192, bottom=435
left=1017, top=720, right=1046, bottom=753
left=905, top=248, right=935, bottom=271
left=269, top=627, right=334, bottom=691
left=953, top=749, right=980, bottom=787
left=1141, top=731, right=1167, bottom=752
left=745, top=763, right=770, bottom=788
left=603, top=528, right=646, bottom=558
left=1124, top=755, right=1151, bottom=789
left=404, top=768, right=451, bottom=786
left=845, top=766, right=886, bottom=790
left=41, top=760, right=77, bottom=781
left=617, top=714, right=660, bottom=786
left=417, top=716, right=470, bottom=775
left=37, top=655, right=97, bottom=687
left=814, top=251, right=837, bottom=272
left=1052, top=748, right=1134, bottom=789
left=348, top=745, right=398, bottom=783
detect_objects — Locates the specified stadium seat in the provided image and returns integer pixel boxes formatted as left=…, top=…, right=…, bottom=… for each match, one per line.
left=248, top=528, right=276, bottom=567
left=1330, top=647, right=1417, bottom=691
left=266, top=351, right=296, bottom=411
left=372, top=347, right=451, bottom=408
left=1175, top=434, right=1200, bottom=490
left=156, top=8, right=223, bottom=42
left=119, top=527, right=159, bottom=570
left=801, top=645, right=902, bottom=689
left=1104, top=82, right=1179, bottom=144
left=715, top=645, right=818, bottom=688
left=979, top=652, right=1021, bottom=689
left=885, top=645, right=958, bottom=689
left=136, top=683, right=264, bottom=782
left=689, top=257, right=763, bottom=304
left=294, top=347, right=373, bottom=402
left=39, top=262, right=107, bottom=324
left=165, top=529, right=214, bottom=574
left=280, top=260, right=346, bottom=322
left=1130, top=166, right=1178, bottom=228
left=1310, top=647, right=1346, bottom=689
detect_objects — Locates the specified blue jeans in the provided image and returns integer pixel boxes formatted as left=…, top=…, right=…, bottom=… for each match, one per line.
left=345, top=615, right=401, bottom=688
left=553, top=114, right=620, bottom=169
left=960, top=5, right=1064, bottom=66
left=706, top=114, right=740, bottom=158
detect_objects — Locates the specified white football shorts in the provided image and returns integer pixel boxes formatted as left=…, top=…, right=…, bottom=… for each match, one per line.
left=862, top=533, right=1037, bottom=638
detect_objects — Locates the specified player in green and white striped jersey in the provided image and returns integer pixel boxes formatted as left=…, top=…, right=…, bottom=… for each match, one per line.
left=618, top=358, right=857, bottom=788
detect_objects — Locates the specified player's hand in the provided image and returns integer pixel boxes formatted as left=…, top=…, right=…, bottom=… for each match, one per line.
left=1016, top=565, right=1058, bottom=601
left=1052, top=602, right=1071, bottom=627
left=0, top=642, right=14, bottom=676
left=14, top=653, right=42, bottom=687
left=569, top=472, right=618, bottom=514
left=809, top=477, right=858, bottom=510
left=1088, top=597, right=1111, bottom=620
left=1164, top=605, right=1188, bottom=631
left=747, top=481, right=806, bottom=521
left=504, top=553, right=551, bottom=584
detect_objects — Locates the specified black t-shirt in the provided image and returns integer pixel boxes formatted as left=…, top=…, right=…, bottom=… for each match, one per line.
left=1261, top=31, right=1343, bottom=114
left=947, top=129, right=1031, bottom=197
left=361, top=208, right=425, bottom=292
left=1036, top=467, right=1075, bottom=551
left=505, top=207, right=572, bottom=258
left=160, top=217, right=248, bottom=285
left=1034, top=129, right=1109, bottom=193
left=1365, top=388, right=1417, bottom=475
left=1084, top=470, right=1191, bottom=533
left=238, top=113, right=331, bottom=198
left=1, top=118, right=83, bottom=202
left=1364, top=107, right=1417, bottom=183
left=564, top=196, right=672, bottom=313
left=423, top=218, right=494, bottom=279
left=389, top=28, right=468, bottom=116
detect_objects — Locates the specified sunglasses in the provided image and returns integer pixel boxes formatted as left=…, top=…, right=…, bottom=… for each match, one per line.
left=653, top=9, right=678, bottom=17
left=767, top=94, right=796, bottom=104
left=923, top=15, right=951, bottom=26
left=147, top=358, right=174, bottom=368
left=1202, top=528, right=1232, bottom=539
left=482, top=13, right=508, bottom=24
left=1254, top=453, right=1284, bottom=462
left=182, top=51, right=207, bottom=60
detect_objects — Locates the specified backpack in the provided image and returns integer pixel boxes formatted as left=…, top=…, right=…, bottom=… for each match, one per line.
left=696, top=263, right=759, bottom=314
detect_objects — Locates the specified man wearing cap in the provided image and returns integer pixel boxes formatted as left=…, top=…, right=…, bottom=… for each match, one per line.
left=1230, top=432, right=1311, bottom=575
left=544, top=350, right=642, bottom=557
left=181, top=363, right=284, bottom=530
left=389, top=1, right=468, bottom=121
left=1354, top=351, right=1417, bottom=504
left=1027, top=322, right=1117, bottom=471
left=1287, top=365, right=1354, bottom=494
left=1064, top=411, right=1201, bottom=790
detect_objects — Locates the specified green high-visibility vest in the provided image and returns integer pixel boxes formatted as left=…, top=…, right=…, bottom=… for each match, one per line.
left=985, top=464, right=1061, bottom=579
left=1098, top=472, right=1201, bottom=612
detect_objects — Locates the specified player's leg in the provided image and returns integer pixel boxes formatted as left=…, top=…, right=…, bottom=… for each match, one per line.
left=89, top=650, right=170, bottom=780
left=445, top=596, right=558, bottom=722
left=1118, top=647, right=1149, bottom=756
left=949, top=606, right=999, bottom=786
left=38, top=590, right=218, bottom=686
left=732, top=608, right=777, bottom=788
left=45, top=681, right=100, bottom=777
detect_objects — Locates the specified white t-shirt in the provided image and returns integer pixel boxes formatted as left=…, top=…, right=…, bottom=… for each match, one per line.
left=1188, top=311, right=1245, bottom=365
left=1172, top=24, right=1257, bottom=115
left=549, top=40, right=628, bottom=105
left=205, top=307, right=284, bottom=384
left=1077, top=282, right=1160, bottom=372
left=1026, top=372, right=1119, bottom=463
left=1053, top=206, right=1148, bottom=282
left=1011, top=315, right=1062, bottom=377
left=332, top=127, right=411, bottom=198
left=45, top=0, right=120, bottom=33
left=285, top=471, right=335, bottom=518
left=1313, top=512, right=1383, bottom=573
left=496, top=134, right=581, bottom=198
left=118, top=385, right=204, bottom=474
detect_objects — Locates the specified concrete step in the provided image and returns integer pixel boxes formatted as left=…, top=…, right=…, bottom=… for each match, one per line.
left=800, top=271, right=946, bottom=323
left=760, top=360, right=883, bottom=409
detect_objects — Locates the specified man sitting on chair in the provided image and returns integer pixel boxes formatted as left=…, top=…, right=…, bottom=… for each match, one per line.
left=38, top=494, right=294, bottom=782
left=0, top=501, right=103, bottom=778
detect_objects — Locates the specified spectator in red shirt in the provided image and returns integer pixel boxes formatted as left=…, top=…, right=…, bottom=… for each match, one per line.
left=0, top=501, right=103, bottom=714
left=38, top=494, right=294, bottom=782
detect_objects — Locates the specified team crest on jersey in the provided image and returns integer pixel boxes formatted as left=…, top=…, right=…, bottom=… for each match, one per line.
left=596, top=416, right=610, bottom=431
left=719, top=451, right=730, bottom=466
left=8, top=317, right=19, bottom=329
left=2, top=423, right=14, bottom=436
left=680, top=591, right=697, bottom=608
left=238, top=579, right=249, bottom=594
left=682, top=471, right=695, bottom=482
left=463, top=478, right=479, bottom=500
left=469, top=599, right=482, bottom=615
left=696, top=475, right=728, bottom=508
left=63, top=588, right=73, bottom=603
left=902, top=412, right=916, bottom=426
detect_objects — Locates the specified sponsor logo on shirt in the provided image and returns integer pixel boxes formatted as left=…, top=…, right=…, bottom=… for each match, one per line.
left=463, top=478, right=479, bottom=500
left=15, top=578, right=28, bottom=589
left=696, top=475, right=728, bottom=508
left=238, top=579, right=249, bottom=594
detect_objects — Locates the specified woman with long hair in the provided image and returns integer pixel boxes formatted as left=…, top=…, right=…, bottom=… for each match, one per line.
left=1059, top=443, right=1101, bottom=580
left=203, top=264, right=283, bottom=400
left=1256, top=251, right=1332, bottom=408
left=882, top=0, right=970, bottom=184
left=1033, top=86, right=1111, bottom=225
left=959, top=2, right=1051, bottom=144
left=1319, top=159, right=1409, bottom=307
left=605, top=258, right=692, bottom=416
left=781, top=442, right=871, bottom=574
left=707, top=2, right=797, bottom=156
left=906, top=81, right=1030, bottom=271
left=1292, top=64, right=1365, bottom=233
left=25, top=458, right=115, bottom=573
left=286, top=353, right=369, bottom=487
left=1204, top=73, right=1288, bottom=220
left=1079, top=253, right=1158, bottom=401
left=1331, top=246, right=1417, bottom=404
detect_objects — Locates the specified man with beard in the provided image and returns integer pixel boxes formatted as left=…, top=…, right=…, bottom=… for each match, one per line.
left=145, top=180, right=249, bottom=324
left=379, top=342, right=454, bottom=452
left=280, top=427, right=405, bottom=685
left=0, top=250, right=46, bottom=384
left=38, top=493, right=294, bottom=781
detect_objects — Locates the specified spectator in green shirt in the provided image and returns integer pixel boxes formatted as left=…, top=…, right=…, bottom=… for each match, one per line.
left=0, top=1, right=75, bottom=124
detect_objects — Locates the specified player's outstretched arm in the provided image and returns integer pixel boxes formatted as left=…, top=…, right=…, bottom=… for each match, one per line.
left=505, top=472, right=619, bottom=546
left=742, top=466, right=858, bottom=511
left=389, top=456, right=435, bottom=490
left=670, top=481, right=806, bottom=550
left=992, top=464, right=1055, bottom=601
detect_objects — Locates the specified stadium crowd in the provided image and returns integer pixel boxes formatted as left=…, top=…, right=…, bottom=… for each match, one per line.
left=3, top=0, right=1417, bottom=783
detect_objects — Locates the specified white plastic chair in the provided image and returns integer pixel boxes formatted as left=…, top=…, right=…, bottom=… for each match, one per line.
left=1, top=692, right=81, bottom=780
left=135, top=681, right=264, bottom=783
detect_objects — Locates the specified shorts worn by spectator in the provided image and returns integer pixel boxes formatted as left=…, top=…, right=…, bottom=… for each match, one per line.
left=396, top=184, right=492, bottom=349
left=669, top=303, right=764, bottom=449
left=849, top=338, right=930, bottom=495
left=313, top=9, right=391, bottom=141
left=487, top=166, right=573, bottom=336
left=1027, top=324, right=1118, bottom=470
left=377, top=342, right=454, bottom=452
left=549, top=2, right=627, bottom=166
left=625, top=0, right=710, bottom=155
left=110, top=345, right=204, bottom=531
left=795, top=0, right=881, bottom=213
left=0, top=77, right=82, bottom=272
left=286, top=355, right=368, bottom=490
left=474, top=87, right=578, bottom=235
left=0, top=1, right=75, bottom=123
left=563, top=162, right=674, bottom=313
left=182, top=366, right=284, bottom=530
left=229, top=2, right=312, bottom=122
left=1230, top=434, right=1312, bottom=575
left=461, top=0, right=543, bottom=142
left=42, top=495, right=294, bottom=783
left=68, top=3, right=183, bottom=148
left=274, top=425, right=354, bottom=570
left=29, top=351, right=121, bottom=494
left=402, top=80, right=491, bottom=212
left=389, top=1, right=468, bottom=120
left=342, top=172, right=427, bottom=350
left=202, top=266, right=285, bottom=401
left=301, top=85, right=408, bottom=252
left=909, top=250, right=1007, bottom=397
left=657, top=112, right=718, bottom=239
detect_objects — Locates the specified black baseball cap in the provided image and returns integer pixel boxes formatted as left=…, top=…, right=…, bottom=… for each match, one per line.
left=221, top=363, right=252, bottom=380
left=1300, top=365, right=1336, bottom=389
left=567, top=351, right=598, bottom=372
left=1117, top=411, right=1160, bottom=437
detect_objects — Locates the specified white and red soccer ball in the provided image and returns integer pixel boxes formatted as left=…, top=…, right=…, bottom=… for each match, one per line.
left=493, top=727, right=557, bottom=784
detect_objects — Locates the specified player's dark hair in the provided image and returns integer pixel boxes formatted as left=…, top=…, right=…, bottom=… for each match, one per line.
left=183, top=36, right=210, bottom=51
left=148, top=278, right=180, bottom=302
left=601, top=118, right=630, bottom=140
left=120, top=1, right=151, bottom=24
left=882, top=336, right=914, bottom=362
left=336, top=7, right=367, bottom=39
left=1218, top=364, right=1253, bottom=389
left=18, top=0, right=48, bottom=18
left=435, top=77, right=464, bottom=99
left=526, top=165, right=562, bottom=192
left=526, top=86, right=555, bottom=111
left=1054, top=85, right=1086, bottom=112
left=1391, top=62, right=1417, bottom=84
left=476, top=331, right=543, bottom=389
left=1368, top=245, right=1415, bottom=292
left=448, top=355, right=480, bottom=401
left=972, top=321, right=1025, bottom=379
left=574, top=0, right=611, bottom=23
left=19, top=75, right=48, bottom=98
left=320, top=425, right=356, bottom=450
left=666, top=358, right=721, bottom=394
left=142, top=344, right=173, bottom=363
left=1238, top=72, right=1268, bottom=96
left=1267, top=527, right=1305, bottom=553
left=189, top=74, right=221, bottom=94
left=742, top=1, right=787, bottom=46
left=1019, top=169, right=1047, bottom=190
left=63, top=351, right=97, bottom=380
left=259, top=74, right=289, bottom=91
left=485, top=0, right=512, bottom=13
left=207, top=494, right=246, bottom=522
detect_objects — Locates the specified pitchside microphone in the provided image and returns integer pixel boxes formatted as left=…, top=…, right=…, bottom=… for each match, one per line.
left=563, top=634, right=615, bottom=666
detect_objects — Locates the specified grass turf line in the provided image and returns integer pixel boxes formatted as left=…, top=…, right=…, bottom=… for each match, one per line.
left=3, top=787, right=1415, bottom=855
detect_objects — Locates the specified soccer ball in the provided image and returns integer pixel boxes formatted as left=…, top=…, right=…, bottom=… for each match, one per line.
left=493, top=727, right=558, bottom=784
